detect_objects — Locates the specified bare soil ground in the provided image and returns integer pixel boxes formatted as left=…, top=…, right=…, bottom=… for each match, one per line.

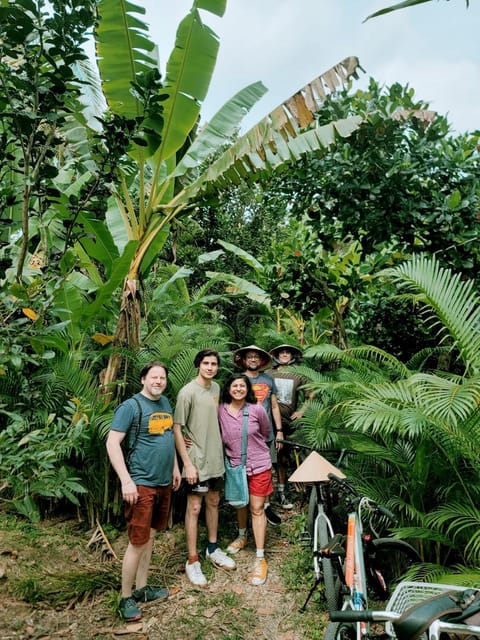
left=0, top=500, right=328, bottom=640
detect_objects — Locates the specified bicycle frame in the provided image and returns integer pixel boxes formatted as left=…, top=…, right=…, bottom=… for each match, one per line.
left=313, top=487, right=335, bottom=581
left=341, top=501, right=370, bottom=639
left=300, top=480, right=338, bottom=612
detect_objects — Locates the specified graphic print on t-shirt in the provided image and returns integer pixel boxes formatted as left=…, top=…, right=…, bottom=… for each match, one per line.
left=148, top=412, right=173, bottom=435
left=251, top=381, right=270, bottom=404
left=274, top=378, right=295, bottom=404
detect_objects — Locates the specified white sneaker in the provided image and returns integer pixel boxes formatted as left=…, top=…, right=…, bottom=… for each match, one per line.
left=278, top=492, right=294, bottom=510
left=185, top=560, right=207, bottom=586
left=206, top=547, right=236, bottom=570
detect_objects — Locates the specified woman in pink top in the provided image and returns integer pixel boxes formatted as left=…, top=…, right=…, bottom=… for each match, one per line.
left=218, top=373, right=273, bottom=586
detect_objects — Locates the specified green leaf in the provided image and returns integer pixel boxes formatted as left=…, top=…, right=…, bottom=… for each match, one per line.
left=95, top=0, right=156, bottom=117
left=363, top=0, right=434, bottom=22
left=206, top=271, right=270, bottom=305
left=195, top=0, right=226, bottom=17
left=446, top=190, right=461, bottom=210
left=217, top=239, right=264, bottom=271
left=152, top=266, right=194, bottom=301
left=160, top=8, right=221, bottom=161
left=198, top=249, right=225, bottom=264
left=173, top=81, right=268, bottom=178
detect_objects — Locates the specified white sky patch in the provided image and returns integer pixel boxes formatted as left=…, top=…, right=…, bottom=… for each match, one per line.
left=135, top=1, right=480, bottom=134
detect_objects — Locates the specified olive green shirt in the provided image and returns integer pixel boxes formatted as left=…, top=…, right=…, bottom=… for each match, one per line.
left=174, top=379, right=224, bottom=482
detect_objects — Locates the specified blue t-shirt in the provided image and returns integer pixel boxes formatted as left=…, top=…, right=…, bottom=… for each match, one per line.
left=111, top=392, right=174, bottom=487
left=249, top=371, right=278, bottom=441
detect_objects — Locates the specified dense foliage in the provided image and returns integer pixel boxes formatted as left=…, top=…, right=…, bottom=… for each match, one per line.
left=2, top=0, right=480, bottom=585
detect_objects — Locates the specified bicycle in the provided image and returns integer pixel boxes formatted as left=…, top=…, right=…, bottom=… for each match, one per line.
left=281, top=440, right=420, bottom=616
left=278, top=438, right=347, bottom=611
left=320, top=473, right=421, bottom=640
left=328, top=580, right=480, bottom=640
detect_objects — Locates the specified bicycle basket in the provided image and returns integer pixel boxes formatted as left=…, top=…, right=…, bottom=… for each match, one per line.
left=386, top=582, right=467, bottom=640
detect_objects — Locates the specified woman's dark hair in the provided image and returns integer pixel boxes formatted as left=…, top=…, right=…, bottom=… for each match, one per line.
left=194, top=349, right=220, bottom=368
left=221, top=373, right=257, bottom=404
left=140, top=360, right=169, bottom=380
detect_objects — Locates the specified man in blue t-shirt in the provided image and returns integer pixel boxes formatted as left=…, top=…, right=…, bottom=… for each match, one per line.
left=106, top=361, right=181, bottom=622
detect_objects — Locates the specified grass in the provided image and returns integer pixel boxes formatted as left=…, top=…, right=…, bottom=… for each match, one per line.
left=279, top=513, right=331, bottom=640
left=0, top=500, right=330, bottom=639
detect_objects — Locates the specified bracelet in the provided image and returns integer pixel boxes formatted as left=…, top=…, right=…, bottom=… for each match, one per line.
left=276, top=429, right=283, bottom=433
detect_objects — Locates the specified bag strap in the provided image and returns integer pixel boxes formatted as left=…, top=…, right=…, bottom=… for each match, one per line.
left=240, top=405, right=249, bottom=465
left=125, top=396, right=142, bottom=465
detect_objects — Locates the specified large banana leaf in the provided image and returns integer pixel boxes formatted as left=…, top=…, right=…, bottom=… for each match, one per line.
left=169, top=56, right=364, bottom=204
left=96, top=0, right=226, bottom=164
left=95, top=0, right=156, bottom=117
left=172, top=81, right=268, bottom=178
left=160, top=8, right=221, bottom=162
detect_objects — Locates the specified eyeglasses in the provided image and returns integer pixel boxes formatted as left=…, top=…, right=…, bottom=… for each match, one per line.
left=246, top=354, right=260, bottom=360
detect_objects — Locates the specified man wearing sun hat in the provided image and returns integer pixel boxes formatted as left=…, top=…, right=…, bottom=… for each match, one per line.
left=227, top=345, right=284, bottom=538
left=268, top=344, right=310, bottom=510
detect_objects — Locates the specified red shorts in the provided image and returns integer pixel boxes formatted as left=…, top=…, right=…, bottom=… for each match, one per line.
left=125, top=485, right=171, bottom=546
left=247, top=468, right=274, bottom=498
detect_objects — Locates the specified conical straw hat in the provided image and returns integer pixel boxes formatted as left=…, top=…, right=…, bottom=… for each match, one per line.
left=288, top=451, right=346, bottom=484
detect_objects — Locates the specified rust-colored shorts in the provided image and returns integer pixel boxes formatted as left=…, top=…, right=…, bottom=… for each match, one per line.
left=248, top=468, right=274, bottom=498
left=125, top=485, right=172, bottom=546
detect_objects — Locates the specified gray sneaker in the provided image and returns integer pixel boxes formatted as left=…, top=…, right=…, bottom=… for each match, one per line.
left=119, top=596, right=142, bottom=621
left=132, top=585, right=169, bottom=602
left=206, top=547, right=236, bottom=569
left=185, top=560, right=207, bottom=586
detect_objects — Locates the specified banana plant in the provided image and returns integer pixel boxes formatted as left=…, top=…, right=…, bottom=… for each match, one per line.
left=91, top=0, right=365, bottom=394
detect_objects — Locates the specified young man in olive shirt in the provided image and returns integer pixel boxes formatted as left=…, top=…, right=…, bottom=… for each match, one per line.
left=174, top=349, right=236, bottom=586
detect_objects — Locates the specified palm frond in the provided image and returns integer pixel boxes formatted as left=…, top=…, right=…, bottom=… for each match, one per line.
left=410, top=373, right=480, bottom=427
left=383, top=255, right=480, bottom=374
left=427, top=502, right=480, bottom=564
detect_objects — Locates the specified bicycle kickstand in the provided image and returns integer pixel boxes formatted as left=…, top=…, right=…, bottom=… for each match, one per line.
left=299, top=577, right=322, bottom=612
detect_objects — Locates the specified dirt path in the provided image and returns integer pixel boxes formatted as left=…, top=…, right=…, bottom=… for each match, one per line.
left=0, top=503, right=328, bottom=640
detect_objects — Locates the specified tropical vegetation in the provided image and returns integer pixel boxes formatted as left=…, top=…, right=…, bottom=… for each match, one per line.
left=1, top=0, right=480, bottom=589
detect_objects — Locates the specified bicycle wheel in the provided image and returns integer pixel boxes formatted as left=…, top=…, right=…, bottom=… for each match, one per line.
left=317, top=505, right=339, bottom=611
left=324, top=621, right=355, bottom=640
left=367, top=538, right=420, bottom=599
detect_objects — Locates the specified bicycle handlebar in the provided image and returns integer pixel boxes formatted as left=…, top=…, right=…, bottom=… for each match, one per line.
left=327, top=473, right=397, bottom=523
left=330, top=609, right=398, bottom=623
left=275, top=439, right=313, bottom=451
left=276, top=439, right=348, bottom=457
left=376, top=503, right=397, bottom=522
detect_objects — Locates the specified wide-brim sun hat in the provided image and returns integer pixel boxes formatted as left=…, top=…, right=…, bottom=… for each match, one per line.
left=233, top=344, right=271, bottom=370
left=269, top=344, right=303, bottom=360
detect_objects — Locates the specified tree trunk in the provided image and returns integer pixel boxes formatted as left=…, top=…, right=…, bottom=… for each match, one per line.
left=101, top=278, right=141, bottom=402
